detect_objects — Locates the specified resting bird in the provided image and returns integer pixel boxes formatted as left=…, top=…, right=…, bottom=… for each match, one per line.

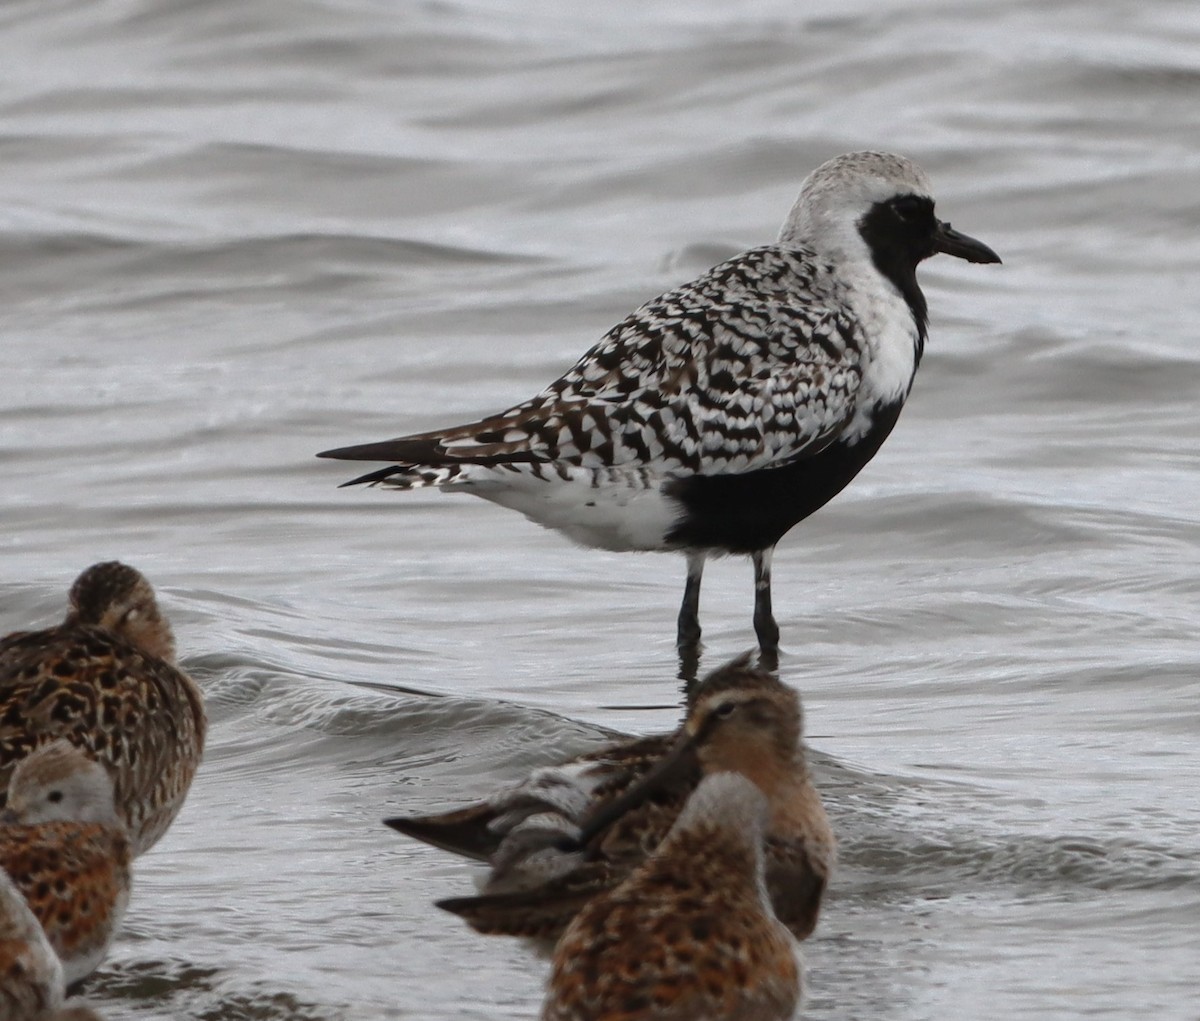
left=540, top=772, right=800, bottom=1021
left=0, top=562, right=206, bottom=855
left=0, top=741, right=131, bottom=988
left=387, top=653, right=834, bottom=944
left=0, top=866, right=105, bottom=1020
left=320, top=151, right=1000, bottom=672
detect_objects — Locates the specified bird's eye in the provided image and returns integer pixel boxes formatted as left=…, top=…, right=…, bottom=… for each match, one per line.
left=714, top=702, right=738, bottom=720
left=47, top=790, right=64, bottom=804
left=891, top=196, right=926, bottom=222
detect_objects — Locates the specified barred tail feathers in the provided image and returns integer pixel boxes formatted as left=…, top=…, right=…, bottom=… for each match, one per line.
left=337, top=464, right=468, bottom=490
left=329, top=456, right=680, bottom=552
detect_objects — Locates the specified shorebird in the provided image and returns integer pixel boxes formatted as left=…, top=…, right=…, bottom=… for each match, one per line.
left=0, top=866, right=64, bottom=1020
left=0, top=741, right=131, bottom=988
left=0, top=867, right=105, bottom=1021
left=319, top=151, right=1001, bottom=672
left=541, top=772, right=800, bottom=1021
left=387, top=653, right=834, bottom=942
left=0, top=562, right=206, bottom=856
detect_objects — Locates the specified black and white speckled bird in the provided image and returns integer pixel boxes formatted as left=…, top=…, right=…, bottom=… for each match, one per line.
left=319, top=151, right=1000, bottom=671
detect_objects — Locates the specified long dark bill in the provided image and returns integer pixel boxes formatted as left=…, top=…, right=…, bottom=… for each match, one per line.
left=560, top=734, right=701, bottom=853
left=933, top=221, right=1002, bottom=265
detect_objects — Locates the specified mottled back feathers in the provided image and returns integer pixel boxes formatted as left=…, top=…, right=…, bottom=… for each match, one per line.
left=0, top=563, right=206, bottom=856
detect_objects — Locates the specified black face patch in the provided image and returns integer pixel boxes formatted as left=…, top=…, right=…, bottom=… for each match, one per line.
left=856, top=193, right=937, bottom=345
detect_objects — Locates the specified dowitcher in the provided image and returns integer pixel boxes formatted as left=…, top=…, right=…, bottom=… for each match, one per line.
left=0, top=869, right=103, bottom=1019
left=0, top=562, right=206, bottom=856
left=387, top=653, right=834, bottom=942
left=0, top=865, right=64, bottom=1020
left=0, top=865, right=105, bottom=1019
left=541, top=771, right=800, bottom=1021
left=0, top=740, right=132, bottom=987
left=320, top=151, right=999, bottom=672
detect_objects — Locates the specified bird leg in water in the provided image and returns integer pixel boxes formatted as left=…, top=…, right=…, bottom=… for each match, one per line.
left=676, top=552, right=705, bottom=688
left=753, top=547, right=780, bottom=670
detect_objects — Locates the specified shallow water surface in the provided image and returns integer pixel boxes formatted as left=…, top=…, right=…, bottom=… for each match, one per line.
left=2, top=0, right=1200, bottom=1018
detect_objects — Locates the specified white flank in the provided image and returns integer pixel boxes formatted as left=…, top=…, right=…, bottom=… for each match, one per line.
left=448, top=464, right=683, bottom=552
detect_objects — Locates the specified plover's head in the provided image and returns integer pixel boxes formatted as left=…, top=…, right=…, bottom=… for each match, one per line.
left=67, top=561, right=176, bottom=663
left=780, top=151, right=1000, bottom=327
left=4, top=740, right=121, bottom=827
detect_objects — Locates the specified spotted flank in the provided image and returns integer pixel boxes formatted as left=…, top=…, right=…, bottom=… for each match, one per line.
left=321, top=152, right=1000, bottom=666
left=541, top=772, right=801, bottom=1021
left=0, top=865, right=107, bottom=1019
left=0, top=865, right=64, bottom=1021
left=0, top=562, right=206, bottom=856
left=389, top=654, right=834, bottom=944
left=0, top=741, right=131, bottom=988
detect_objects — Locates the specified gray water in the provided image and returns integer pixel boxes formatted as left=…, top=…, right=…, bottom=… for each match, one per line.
left=2, top=0, right=1200, bottom=1017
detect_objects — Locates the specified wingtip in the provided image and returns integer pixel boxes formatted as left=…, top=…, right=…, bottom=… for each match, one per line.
left=328, top=465, right=405, bottom=488
left=316, top=444, right=374, bottom=460
left=434, top=895, right=474, bottom=917
left=432, top=888, right=588, bottom=938
left=316, top=439, right=411, bottom=462
left=381, top=809, right=499, bottom=860
left=384, top=816, right=439, bottom=839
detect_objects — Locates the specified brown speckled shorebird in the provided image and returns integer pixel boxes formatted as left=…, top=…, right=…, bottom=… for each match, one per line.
left=0, top=869, right=103, bottom=1020
left=0, top=740, right=131, bottom=987
left=0, top=863, right=105, bottom=1019
left=0, top=562, right=205, bottom=856
left=387, top=653, right=834, bottom=943
left=0, top=865, right=64, bottom=1020
left=542, top=771, right=800, bottom=1021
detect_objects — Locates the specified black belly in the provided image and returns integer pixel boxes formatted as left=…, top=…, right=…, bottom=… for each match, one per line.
left=664, top=401, right=904, bottom=554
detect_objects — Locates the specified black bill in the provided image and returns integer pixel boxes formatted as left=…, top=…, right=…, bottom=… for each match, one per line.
left=934, top=221, right=1002, bottom=264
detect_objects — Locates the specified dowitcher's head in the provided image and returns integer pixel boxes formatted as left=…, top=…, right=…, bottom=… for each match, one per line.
left=67, top=561, right=176, bottom=663
left=683, top=652, right=802, bottom=790
left=568, top=653, right=806, bottom=849
left=4, top=740, right=121, bottom=827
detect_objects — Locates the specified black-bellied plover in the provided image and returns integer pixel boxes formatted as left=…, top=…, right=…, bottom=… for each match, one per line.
left=387, top=653, right=834, bottom=943
left=0, top=562, right=206, bottom=856
left=320, top=152, right=1000, bottom=672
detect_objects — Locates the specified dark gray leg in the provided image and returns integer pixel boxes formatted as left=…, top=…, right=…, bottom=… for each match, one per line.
left=677, top=552, right=705, bottom=688
left=752, top=547, right=780, bottom=670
